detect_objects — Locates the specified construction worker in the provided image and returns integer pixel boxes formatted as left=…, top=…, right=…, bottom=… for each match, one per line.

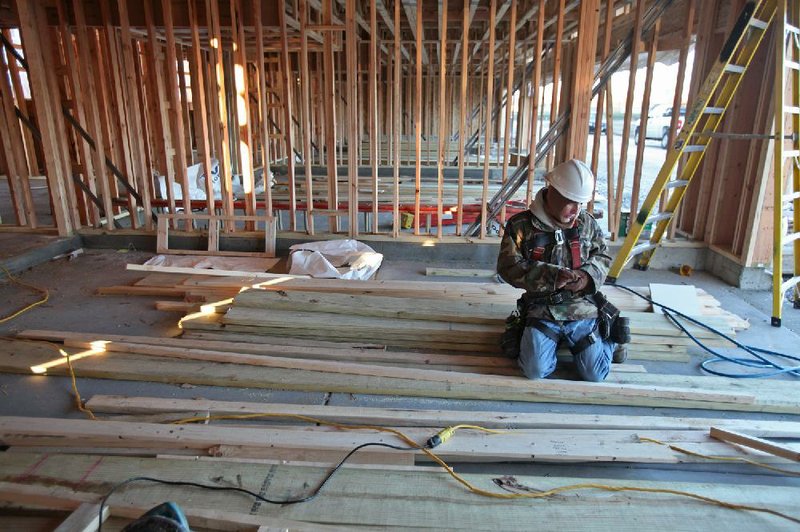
left=497, top=159, right=629, bottom=382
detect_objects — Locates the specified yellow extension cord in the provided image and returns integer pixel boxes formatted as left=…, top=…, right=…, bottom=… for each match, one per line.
left=0, top=265, right=49, bottom=324
left=171, top=413, right=800, bottom=525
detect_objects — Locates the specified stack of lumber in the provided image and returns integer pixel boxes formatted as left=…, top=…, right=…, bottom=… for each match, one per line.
left=2, top=397, right=799, bottom=528
left=7, top=331, right=798, bottom=413
left=136, top=274, right=748, bottom=362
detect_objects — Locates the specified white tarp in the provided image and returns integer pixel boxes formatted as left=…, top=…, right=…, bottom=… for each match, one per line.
left=154, top=159, right=272, bottom=203
left=288, top=240, right=383, bottom=280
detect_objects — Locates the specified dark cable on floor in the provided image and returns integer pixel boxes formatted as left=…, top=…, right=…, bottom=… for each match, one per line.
left=97, top=441, right=418, bottom=531
left=614, top=283, right=800, bottom=378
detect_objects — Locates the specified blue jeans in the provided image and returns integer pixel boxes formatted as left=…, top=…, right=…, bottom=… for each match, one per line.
left=518, top=318, right=615, bottom=382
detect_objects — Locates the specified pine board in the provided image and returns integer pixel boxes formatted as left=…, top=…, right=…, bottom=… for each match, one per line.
left=0, top=454, right=797, bottom=530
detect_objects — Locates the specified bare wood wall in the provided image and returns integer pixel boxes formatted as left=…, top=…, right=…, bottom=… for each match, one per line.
left=0, top=0, right=784, bottom=268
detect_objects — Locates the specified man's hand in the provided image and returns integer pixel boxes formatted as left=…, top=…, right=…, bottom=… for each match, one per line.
left=564, top=269, right=590, bottom=293
left=555, top=268, right=578, bottom=289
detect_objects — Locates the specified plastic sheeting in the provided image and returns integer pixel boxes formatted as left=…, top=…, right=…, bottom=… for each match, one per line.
left=288, top=240, right=383, bottom=280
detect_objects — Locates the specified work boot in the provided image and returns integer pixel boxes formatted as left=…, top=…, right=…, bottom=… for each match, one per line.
left=612, top=344, right=628, bottom=364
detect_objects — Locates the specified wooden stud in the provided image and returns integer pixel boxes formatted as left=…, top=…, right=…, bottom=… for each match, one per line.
left=588, top=0, right=614, bottom=216
left=526, top=0, right=545, bottom=206
left=665, top=0, right=696, bottom=238
left=546, top=0, right=565, bottom=171
left=630, top=18, right=659, bottom=229
left=346, top=0, right=359, bottom=236
left=144, top=0, right=179, bottom=227
left=187, top=0, right=216, bottom=214
left=0, top=49, right=32, bottom=226
left=456, top=0, right=469, bottom=233
left=612, top=0, right=644, bottom=239
left=299, top=0, right=316, bottom=234
left=279, top=0, right=298, bottom=231
left=322, top=0, right=339, bottom=232
left=414, top=0, right=422, bottom=235
left=369, top=0, right=379, bottom=232
left=480, top=0, right=497, bottom=239
left=208, top=0, right=236, bottom=230
left=499, top=0, right=517, bottom=224
left=254, top=0, right=274, bottom=220
left=436, top=0, right=448, bottom=239
left=118, top=0, right=153, bottom=230
left=392, top=0, right=401, bottom=237
left=565, top=0, right=599, bottom=162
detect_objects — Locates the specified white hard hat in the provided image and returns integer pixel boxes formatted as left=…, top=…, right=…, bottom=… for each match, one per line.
left=545, top=159, right=595, bottom=203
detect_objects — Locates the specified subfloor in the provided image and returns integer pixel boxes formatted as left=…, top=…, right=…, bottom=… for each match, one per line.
left=1, top=235, right=799, bottom=488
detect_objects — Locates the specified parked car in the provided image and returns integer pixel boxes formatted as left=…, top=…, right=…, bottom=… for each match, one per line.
left=635, top=104, right=685, bottom=149
left=589, top=120, right=607, bottom=135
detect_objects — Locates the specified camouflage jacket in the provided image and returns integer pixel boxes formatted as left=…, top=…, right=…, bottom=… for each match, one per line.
left=496, top=193, right=611, bottom=321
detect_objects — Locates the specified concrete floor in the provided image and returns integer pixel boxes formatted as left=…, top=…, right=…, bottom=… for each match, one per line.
left=1, top=234, right=799, bottom=490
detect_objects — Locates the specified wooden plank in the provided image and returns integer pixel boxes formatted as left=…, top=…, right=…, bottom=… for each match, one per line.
left=0, top=49, right=32, bottom=226
left=425, top=267, right=496, bottom=277
left=0, top=480, right=337, bottom=531
left=456, top=0, right=468, bottom=233
left=126, top=264, right=304, bottom=279
left=17, top=1, right=73, bottom=235
left=82, top=326, right=753, bottom=406
left=545, top=0, right=565, bottom=171
left=2, top=339, right=792, bottom=412
left=54, top=503, right=108, bottom=532
left=3, top=456, right=800, bottom=530
left=710, top=427, right=800, bottom=462
left=87, top=395, right=800, bottom=438
left=0, top=417, right=781, bottom=465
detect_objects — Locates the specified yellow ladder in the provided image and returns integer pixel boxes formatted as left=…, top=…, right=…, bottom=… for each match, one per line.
left=772, top=0, right=800, bottom=326
left=607, top=0, right=778, bottom=282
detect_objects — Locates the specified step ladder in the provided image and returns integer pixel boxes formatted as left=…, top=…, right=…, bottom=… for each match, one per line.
left=772, top=0, right=800, bottom=326
left=606, top=0, right=778, bottom=282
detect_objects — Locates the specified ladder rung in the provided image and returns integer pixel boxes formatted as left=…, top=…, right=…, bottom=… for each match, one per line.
left=704, top=107, right=725, bottom=114
left=724, top=64, right=746, bottom=74
left=787, top=61, right=800, bottom=71
left=666, top=180, right=690, bottom=189
left=645, top=212, right=674, bottom=224
left=781, top=275, right=800, bottom=295
left=785, top=232, right=800, bottom=244
left=783, top=191, right=800, bottom=203
left=683, top=145, right=706, bottom=153
left=787, top=23, right=800, bottom=35
left=631, top=242, right=658, bottom=257
left=785, top=150, right=800, bottom=158
left=748, top=17, right=768, bottom=30
left=785, top=106, right=800, bottom=114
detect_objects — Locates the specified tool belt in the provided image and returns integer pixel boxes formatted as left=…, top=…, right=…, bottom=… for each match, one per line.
left=592, top=291, right=630, bottom=344
left=521, top=288, right=581, bottom=307
left=500, top=290, right=630, bottom=359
